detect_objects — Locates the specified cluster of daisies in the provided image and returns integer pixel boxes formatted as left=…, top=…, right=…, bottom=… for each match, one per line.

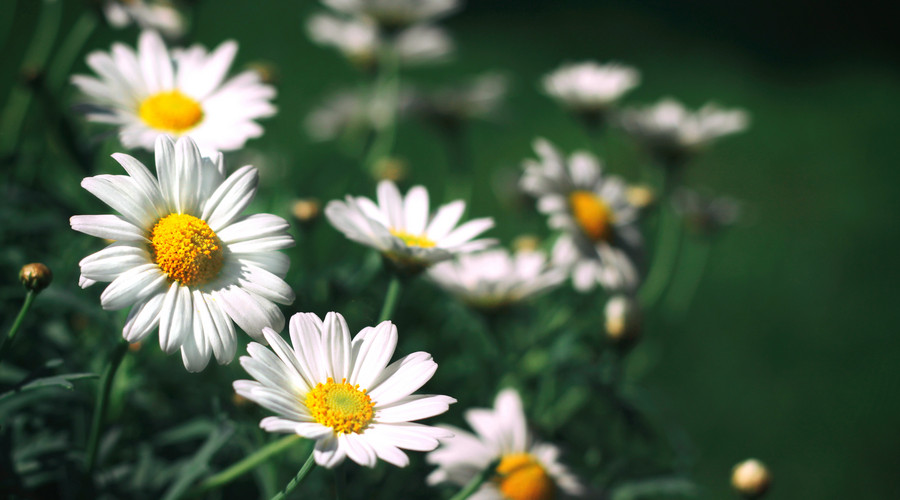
left=65, top=0, right=749, bottom=497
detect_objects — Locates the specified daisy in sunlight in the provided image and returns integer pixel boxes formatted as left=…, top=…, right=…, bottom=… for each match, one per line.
left=71, top=136, right=294, bottom=371
left=234, top=311, right=455, bottom=468
left=71, top=30, right=276, bottom=154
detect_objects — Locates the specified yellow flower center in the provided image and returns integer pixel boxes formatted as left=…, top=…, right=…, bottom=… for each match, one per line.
left=569, top=190, right=615, bottom=242
left=138, top=90, right=204, bottom=133
left=149, top=214, right=224, bottom=287
left=390, top=228, right=437, bottom=248
left=495, top=453, right=557, bottom=500
left=305, top=377, right=375, bottom=435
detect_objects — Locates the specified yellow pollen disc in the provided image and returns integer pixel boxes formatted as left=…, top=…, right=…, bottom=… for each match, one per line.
left=139, top=90, right=204, bottom=133
left=390, top=228, right=437, bottom=248
left=569, top=190, right=615, bottom=242
left=305, top=377, right=375, bottom=435
left=495, top=453, right=557, bottom=500
left=149, top=214, right=224, bottom=287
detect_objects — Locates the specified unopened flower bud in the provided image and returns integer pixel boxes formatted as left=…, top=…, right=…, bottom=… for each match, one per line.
left=626, top=185, right=656, bottom=209
left=731, top=459, right=771, bottom=498
left=512, top=235, right=541, bottom=253
left=604, top=295, right=641, bottom=345
left=19, top=263, right=52, bottom=294
left=372, top=157, right=408, bottom=182
left=291, top=198, right=321, bottom=224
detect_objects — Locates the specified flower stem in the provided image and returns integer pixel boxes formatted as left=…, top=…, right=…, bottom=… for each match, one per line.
left=84, top=338, right=129, bottom=475
left=363, top=47, right=400, bottom=171
left=0, top=290, right=35, bottom=364
left=448, top=459, right=499, bottom=500
left=378, top=274, right=403, bottom=323
left=192, top=434, right=302, bottom=495
left=270, top=450, right=317, bottom=500
left=638, top=199, right=683, bottom=311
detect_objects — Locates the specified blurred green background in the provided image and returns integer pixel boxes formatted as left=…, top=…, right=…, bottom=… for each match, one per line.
left=2, top=0, right=899, bottom=498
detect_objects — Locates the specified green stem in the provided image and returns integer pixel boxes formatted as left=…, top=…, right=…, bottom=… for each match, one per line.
left=47, top=10, right=98, bottom=90
left=362, top=47, right=400, bottom=170
left=378, top=275, right=402, bottom=323
left=638, top=169, right=683, bottom=311
left=192, top=434, right=302, bottom=495
left=84, top=339, right=129, bottom=475
left=0, top=290, right=35, bottom=363
left=663, top=239, right=712, bottom=321
left=448, top=459, right=499, bottom=500
left=270, top=450, right=317, bottom=500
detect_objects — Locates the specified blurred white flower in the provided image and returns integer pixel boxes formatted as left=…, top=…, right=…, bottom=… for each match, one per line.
left=521, top=138, right=643, bottom=293
left=70, top=136, right=294, bottom=372
left=234, top=311, right=455, bottom=468
left=103, top=0, right=186, bottom=39
left=321, top=0, right=460, bottom=29
left=71, top=31, right=276, bottom=154
left=542, top=61, right=639, bottom=112
left=414, top=72, right=509, bottom=126
left=304, top=88, right=414, bottom=142
left=427, top=388, right=585, bottom=499
left=427, top=247, right=565, bottom=309
left=325, top=180, right=495, bottom=273
left=672, top=187, right=742, bottom=236
left=393, top=24, right=454, bottom=65
left=620, top=98, right=749, bottom=166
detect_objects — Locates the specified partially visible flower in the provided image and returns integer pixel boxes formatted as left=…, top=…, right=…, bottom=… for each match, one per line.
left=604, top=294, right=641, bottom=345
left=619, top=98, right=749, bottom=167
left=521, top=138, right=643, bottom=293
left=427, top=388, right=584, bottom=499
left=428, top=247, right=565, bottom=309
left=321, top=0, right=460, bottom=31
left=542, top=61, right=639, bottom=116
left=103, top=0, right=186, bottom=39
left=304, top=88, right=413, bottom=142
left=325, top=180, right=495, bottom=273
left=393, top=24, right=453, bottom=65
left=672, top=188, right=741, bottom=237
left=291, top=198, right=322, bottom=224
left=71, top=135, right=294, bottom=372
left=626, top=184, right=656, bottom=210
left=731, top=459, right=771, bottom=498
left=413, top=73, right=508, bottom=129
left=234, top=311, right=455, bottom=468
left=71, top=31, right=276, bottom=154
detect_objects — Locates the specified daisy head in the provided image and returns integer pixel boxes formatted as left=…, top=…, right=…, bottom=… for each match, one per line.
left=71, top=30, right=276, bottom=154
left=325, top=180, right=495, bottom=274
left=542, top=61, right=639, bottom=114
left=521, top=138, right=643, bottom=293
left=427, top=247, right=565, bottom=310
left=234, top=311, right=456, bottom=468
left=102, top=1, right=186, bottom=39
left=427, top=388, right=585, bottom=500
left=321, top=0, right=460, bottom=31
left=70, top=135, right=294, bottom=371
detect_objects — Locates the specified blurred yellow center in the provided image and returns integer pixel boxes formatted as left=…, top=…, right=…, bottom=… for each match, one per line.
left=139, top=90, right=204, bottom=132
left=390, top=229, right=436, bottom=248
left=150, top=214, right=224, bottom=286
left=495, top=453, right=556, bottom=500
left=305, top=377, right=374, bottom=434
left=569, top=190, right=614, bottom=242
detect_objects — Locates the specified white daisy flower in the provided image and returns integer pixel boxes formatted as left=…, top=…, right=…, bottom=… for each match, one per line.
left=427, top=388, right=584, bottom=500
left=234, top=311, right=456, bottom=468
left=321, top=0, right=460, bottom=30
left=427, top=247, right=565, bottom=309
left=103, top=1, right=186, bottom=39
left=619, top=98, right=749, bottom=166
left=542, top=61, right=639, bottom=112
left=70, top=135, right=294, bottom=372
left=71, top=30, right=276, bottom=154
left=521, top=138, right=643, bottom=293
left=325, top=180, right=495, bottom=272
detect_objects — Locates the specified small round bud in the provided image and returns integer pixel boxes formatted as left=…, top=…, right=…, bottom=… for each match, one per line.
left=626, top=185, right=656, bottom=210
left=731, top=459, right=771, bottom=498
left=19, top=263, right=52, bottom=293
left=604, top=295, right=641, bottom=345
left=512, top=234, right=541, bottom=253
left=291, top=198, right=321, bottom=224
left=372, top=157, right=408, bottom=182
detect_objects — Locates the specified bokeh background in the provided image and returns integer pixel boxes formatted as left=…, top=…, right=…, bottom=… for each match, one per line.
left=2, top=0, right=899, bottom=498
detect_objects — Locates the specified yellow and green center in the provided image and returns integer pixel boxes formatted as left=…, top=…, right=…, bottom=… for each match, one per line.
left=149, top=213, right=224, bottom=287
left=568, top=190, right=615, bottom=242
left=390, top=228, right=436, bottom=248
left=139, top=90, right=204, bottom=133
left=305, top=377, right=375, bottom=435
left=494, top=453, right=557, bottom=500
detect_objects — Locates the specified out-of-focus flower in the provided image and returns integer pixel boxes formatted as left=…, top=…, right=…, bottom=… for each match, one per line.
left=542, top=61, right=639, bottom=124
left=427, top=388, right=585, bottom=499
left=521, top=138, right=643, bottom=293
left=604, top=294, right=641, bottom=345
left=393, top=24, right=454, bottom=65
left=372, top=156, right=409, bottom=182
left=672, top=188, right=741, bottom=237
left=234, top=311, right=455, bottom=468
left=19, top=263, right=52, bottom=294
left=70, top=136, right=294, bottom=372
left=71, top=31, right=276, bottom=154
left=428, top=247, right=565, bottom=309
left=103, top=0, right=186, bottom=39
left=321, top=0, right=460, bottom=31
left=291, top=198, right=322, bottom=224
left=304, top=88, right=414, bottom=142
left=412, top=73, right=508, bottom=129
left=731, top=459, right=771, bottom=498
left=626, top=184, right=656, bottom=210
left=620, top=98, right=749, bottom=168
left=325, top=180, right=495, bottom=273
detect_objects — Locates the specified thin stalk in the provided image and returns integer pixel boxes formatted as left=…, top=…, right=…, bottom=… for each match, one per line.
left=270, top=450, right=317, bottom=500
left=638, top=170, right=683, bottom=311
left=378, top=275, right=402, bottom=323
left=362, top=47, right=400, bottom=170
left=191, top=435, right=302, bottom=495
left=448, top=459, right=499, bottom=500
left=663, top=239, right=712, bottom=321
left=0, top=290, right=35, bottom=363
left=47, top=11, right=98, bottom=90
left=84, top=339, right=129, bottom=475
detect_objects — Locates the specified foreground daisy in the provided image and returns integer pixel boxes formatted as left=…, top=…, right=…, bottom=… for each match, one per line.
left=103, top=0, right=186, bottom=39
left=542, top=61, right=639, bottom=118
left=71, top=30, right=276, bottom=153
left=234, top=312, right=455, bottom=468
left=71, top=135, right=294, bottom=371
left=325, top=180, right=495, bottom=272
left=321, top=0, right=460, bottom=30
left=427, top=247, right=565, bottom=309
left=521, top=138, right=642, bottom=292
left=427, top=389, right=584, bottom=499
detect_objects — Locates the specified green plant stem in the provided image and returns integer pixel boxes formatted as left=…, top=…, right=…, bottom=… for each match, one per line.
left=663, top=239, right=712, bottom=321
left=47, top=10, right=97, bottom=90
left=270, top=450, right=316, bottom=500
left=362, top=48, right=400, bottom=170
left=192, top=435, right=302, bottom=495
left=378, top=275, right=402, bottom=323
left=638, top=199, right=683, bottom=311
left=84, top=339, right=129, bottom=475
left=0, top=290, right=35, bottom=363
left=448, top=459, right=499, bottom=500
